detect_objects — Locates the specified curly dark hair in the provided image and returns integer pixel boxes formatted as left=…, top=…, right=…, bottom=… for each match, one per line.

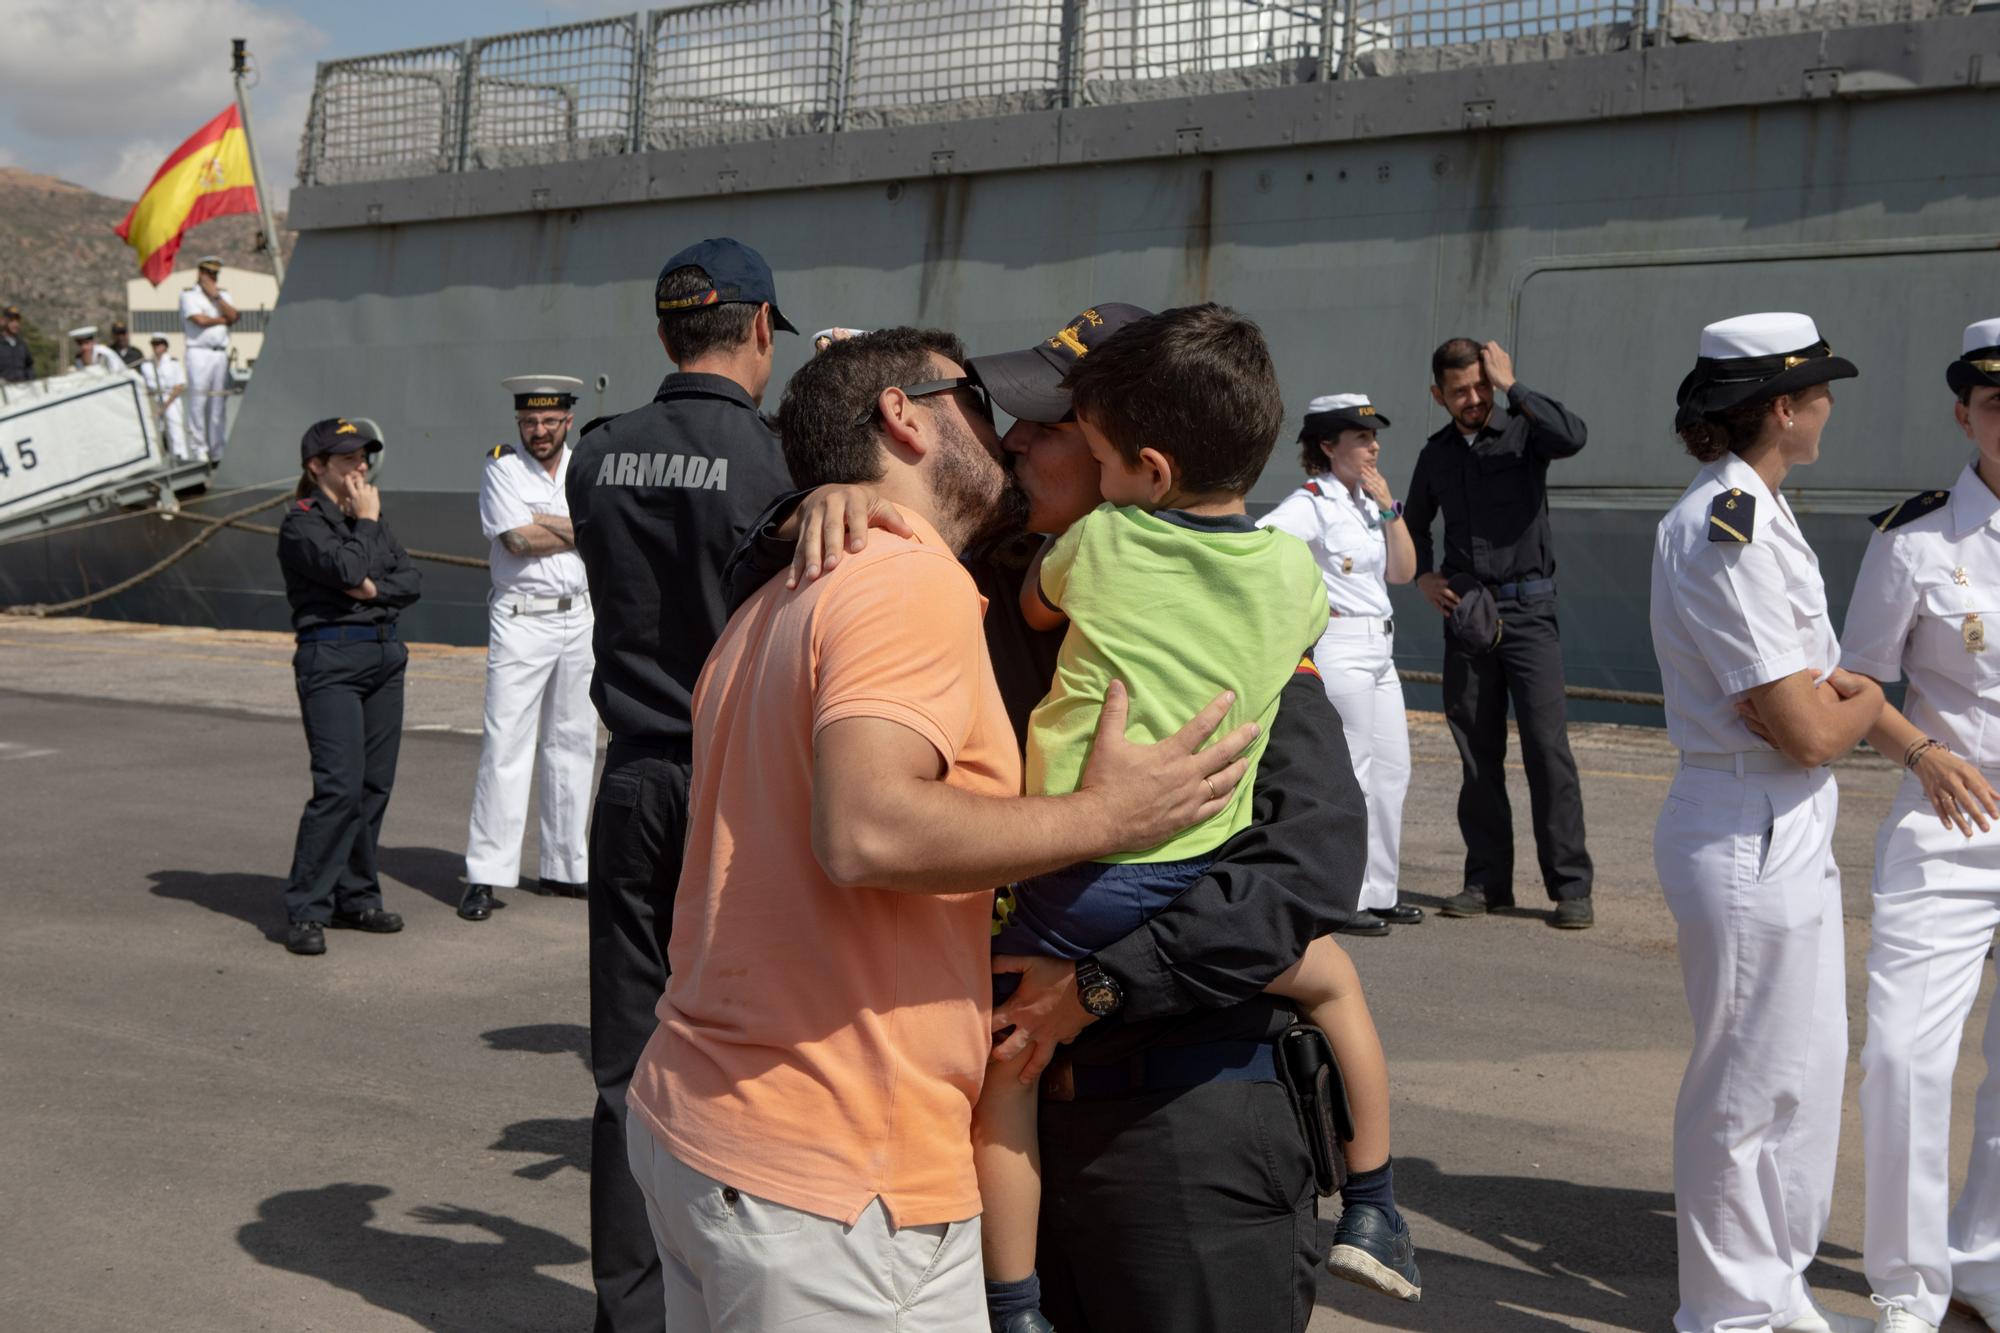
left=776, top=326, right=967, bottom=488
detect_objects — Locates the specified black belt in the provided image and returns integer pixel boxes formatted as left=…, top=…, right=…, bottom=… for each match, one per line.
left=1489, top=577, right=1554, bottom=601
left=605, top=737, right=693, bottom=766
left=1042, top=1039, right=1277, bottom=1102
left=296, top=623, right=398, bottom=644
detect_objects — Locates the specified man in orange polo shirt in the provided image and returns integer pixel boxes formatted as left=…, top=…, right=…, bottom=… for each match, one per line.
left=624, top=327, right=1257, bottom=1330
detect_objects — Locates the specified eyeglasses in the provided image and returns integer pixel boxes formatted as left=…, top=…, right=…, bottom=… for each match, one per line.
left=853, top=376, right=993, bottom=428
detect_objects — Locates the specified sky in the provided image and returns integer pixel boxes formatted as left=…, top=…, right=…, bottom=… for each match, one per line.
left=0, top=0, right=624, bottom=210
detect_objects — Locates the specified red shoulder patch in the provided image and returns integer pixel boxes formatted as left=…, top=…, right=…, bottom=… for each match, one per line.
left=295, top=498, right=313, bottom=510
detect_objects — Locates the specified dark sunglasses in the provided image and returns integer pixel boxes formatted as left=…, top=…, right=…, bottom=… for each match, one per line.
left=854, top=376, right=993, bottom=428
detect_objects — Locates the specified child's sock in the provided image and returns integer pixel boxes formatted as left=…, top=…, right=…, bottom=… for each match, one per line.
left=985, top=1272, right=1043, bottom=1331
left=1339, top=1157, right=1404, bottom=1232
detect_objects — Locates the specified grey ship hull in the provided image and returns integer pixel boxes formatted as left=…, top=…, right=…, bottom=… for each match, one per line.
left=7, top=11, right=1997, bottom=723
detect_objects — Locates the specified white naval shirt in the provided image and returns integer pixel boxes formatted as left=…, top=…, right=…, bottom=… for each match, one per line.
left=479, top=443, right=588, bottom=599
left=139, top=355, right=186, bottom=400
left=72, top=345, right=122, bottom=375
left=178, top=287, right=232, bottom=351
left=1259, top=477, right=1395, bottom=620
left=1841, top=459, right=2000, bottom=767
left=1650, top=452, right=1842, bottom=755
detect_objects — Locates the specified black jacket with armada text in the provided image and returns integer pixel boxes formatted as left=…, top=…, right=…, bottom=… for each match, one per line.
left=276, top=494, right=423, bottom=633
left=567, top=371, right=795, bottom=753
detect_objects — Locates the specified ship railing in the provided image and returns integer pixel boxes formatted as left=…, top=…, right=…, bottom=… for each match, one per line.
left=297, top=0, right=1978, bottom=186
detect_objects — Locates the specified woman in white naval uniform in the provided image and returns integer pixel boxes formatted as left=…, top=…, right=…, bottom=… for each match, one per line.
left=460, top=375, right=598, bottom=922
left=1261, top=393, right=1420, bottom=934
left=1651, top=313, right=1884, bottom=1333
left=1839, top=319, right=2000, bottom=1333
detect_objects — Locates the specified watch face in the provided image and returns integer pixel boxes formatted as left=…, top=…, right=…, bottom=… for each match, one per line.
left=1081, top=982, right=1119, bottom=1015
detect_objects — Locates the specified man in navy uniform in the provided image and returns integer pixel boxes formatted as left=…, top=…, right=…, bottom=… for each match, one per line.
left=0, top=304, right=32, bottom=382
left=566, top=238, right=799, bottom=1332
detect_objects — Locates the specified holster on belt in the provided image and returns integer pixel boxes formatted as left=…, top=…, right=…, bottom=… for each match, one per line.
left=1275, top=1023, right=1354, bottom=1197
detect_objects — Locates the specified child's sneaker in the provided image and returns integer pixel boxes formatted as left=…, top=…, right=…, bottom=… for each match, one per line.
left=995, top=1313, right=1055, bottom=1333
left=1326, top=1203, right=1422, bottom=1302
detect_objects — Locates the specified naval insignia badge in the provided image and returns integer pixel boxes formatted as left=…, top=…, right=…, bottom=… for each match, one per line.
left=1707, top=489, right=1754, bottom=543
left=1341, top=556, right=1353, bottom=574
left=1966, top=612, right=1986, bottom=654
left=1953, top=566, right=1969, bottom=587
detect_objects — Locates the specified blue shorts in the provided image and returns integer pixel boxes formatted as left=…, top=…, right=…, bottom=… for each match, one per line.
left=992, top=856, right=1212, bottom=1002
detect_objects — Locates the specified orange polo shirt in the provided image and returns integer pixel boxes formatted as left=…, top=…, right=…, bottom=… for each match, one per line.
left=626, top=508, right=1020, bottom=1227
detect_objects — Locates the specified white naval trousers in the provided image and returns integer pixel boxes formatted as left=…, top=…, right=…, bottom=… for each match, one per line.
left=184, top=347, right=230, bottom=461
left=1315, top=619, right=1409, bottom=912
left=1861, top=771, right=2000, bottom=1327
left=158, top=395, right=190, bottom=461
left=1655, top=762, right=1847, bottom=1333
left=464, top=595, right=596, bottom=887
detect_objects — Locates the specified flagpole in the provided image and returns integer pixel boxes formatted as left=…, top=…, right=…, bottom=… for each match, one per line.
left=231, top=38, right=286, bottom=288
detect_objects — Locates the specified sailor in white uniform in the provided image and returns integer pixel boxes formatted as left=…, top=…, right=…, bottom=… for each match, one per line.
left=1841, top=319, right=2000, bottom=1333
left=459, top=375, right=597, bottom=922
left=177, top=256, right=237, bottom=461
left=138, top=336, right=191, bottom=461
left=68, top=326, right=121, bottom=374
left=1650, top=313, right=1883, bottom=1333
left=1261, top=393, right=1421, bottom=933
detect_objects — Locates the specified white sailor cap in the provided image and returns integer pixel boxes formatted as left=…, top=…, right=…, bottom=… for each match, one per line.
left=1948, top=317, right=2000, bottom=395
left=68, top=325, right=97, bottom=340
left=1300, top=392, right=1389, bottom=438
left=1677, top=311, right=1856, bottom=429
left=195, top=255, right=223, bottom=272
left=502, top=374, right=584, bottom=410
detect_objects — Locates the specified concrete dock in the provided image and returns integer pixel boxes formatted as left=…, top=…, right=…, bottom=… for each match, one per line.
left=0, top=616, right=1991, bottom=1332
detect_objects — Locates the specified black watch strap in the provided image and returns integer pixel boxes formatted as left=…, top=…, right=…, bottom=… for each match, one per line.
left=1075, top=955, right=1123, bottom=1017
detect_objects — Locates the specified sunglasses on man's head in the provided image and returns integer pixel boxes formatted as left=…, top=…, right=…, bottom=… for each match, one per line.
left=854, top=376, right=993, bottom=428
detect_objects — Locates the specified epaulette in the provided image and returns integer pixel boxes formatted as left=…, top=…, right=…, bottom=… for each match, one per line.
left=294, top=498, right=314, bottom=511
left=1868, top=488, right=1950, bottom=533
left=487, top=443, right=513, bottom=460
left=579, top=413, right=621, bottom=437
left=1707, top=488, right=1755, bottom=543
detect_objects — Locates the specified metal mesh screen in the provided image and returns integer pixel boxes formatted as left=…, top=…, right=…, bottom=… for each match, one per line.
left=1081, top=0, right=1326, bottom=85
left=465, top=18, right=642, bottom=168
left=646, top=0, right=842, bottom=145
left=303, top=44, right=464, bottom=186
left=1352, top=0, right=1634, bottom=48
left=843, top=0, right=1066, bottom=124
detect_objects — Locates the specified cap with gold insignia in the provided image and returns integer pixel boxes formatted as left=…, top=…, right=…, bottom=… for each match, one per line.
left=1299, top=393, right=1391, bottom=442
left=654, top=238, right=798, bottom=335
left=68, top=325, right=98, bottom=341
left=110, top=319, right=128, bottom=334
left=195, top=256, right=223, bottom=274
left=2, top=304, right=20, bottom=319
left=299, top=417, right=382, bottom=464
left=1947, top=318, right=2000, bottom=397
left=967, top=303, right=1154, bottom=424
left=1675, top=312, right=1858, bottom=432
left=502, top=374, right=583, bottom=412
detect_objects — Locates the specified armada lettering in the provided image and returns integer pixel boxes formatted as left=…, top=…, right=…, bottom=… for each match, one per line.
left=590, top=452, right=731, bottom=491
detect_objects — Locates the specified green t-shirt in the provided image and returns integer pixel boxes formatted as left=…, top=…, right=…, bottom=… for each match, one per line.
left=1026, top=503, right=1329, bottom=864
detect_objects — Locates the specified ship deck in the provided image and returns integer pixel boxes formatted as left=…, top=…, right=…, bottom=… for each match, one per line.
left=0, top=616, right=1991, bottom=1331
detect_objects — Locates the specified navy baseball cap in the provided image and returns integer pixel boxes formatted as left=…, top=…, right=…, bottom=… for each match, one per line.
left=967, top=303, right=1152, bottom=424
left=654, top=238, right=798, bottom=334
left=300, top=417, right=382, bottom=465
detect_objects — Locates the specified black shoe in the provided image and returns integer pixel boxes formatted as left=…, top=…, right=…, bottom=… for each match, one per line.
left=458, top=884, right=495, bottom=922
left=536, top=877, right=588, bottom=900
left=328, top=907, right=404, bottom=933
left=1338, top=912, right=1392, bottom=937
left=996, top=1313, right=1056, bottom=1333
left=286, top=921, right=326, bottom=955
left=1439, top=889, right=1496, bottom=918
left=1374, top=900, right=1426, bottom=925
left=1327, top=1203, right=1422, bottom=1302
left=1551, top=898, right=1595, bottom=930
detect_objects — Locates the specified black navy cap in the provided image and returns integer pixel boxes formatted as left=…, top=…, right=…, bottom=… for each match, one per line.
left=1444, top=574, right=1501, bottom=655
left=654, top=238, right=798, bottom=335
left=967, top=303, right=1153, bottom=424
left=1, top=305, right=19, bottom=319
left=300, top=417, right=382, bottom=465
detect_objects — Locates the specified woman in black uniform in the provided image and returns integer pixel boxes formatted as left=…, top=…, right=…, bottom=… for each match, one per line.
left=277, top=418, right=423, bottom=956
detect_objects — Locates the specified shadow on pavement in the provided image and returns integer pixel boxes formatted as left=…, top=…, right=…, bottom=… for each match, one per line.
left=1309, top=1155, right=1860, bottom=1331
left=238, top=1183, right=588, bottom=1332
left=483, top=1023, right=590, bottom=1068
left=492, top=1117, right=592, bottom=1180
left=148, top=869, right=290, bottom=943
left=378, top=845, right=473, bottom=911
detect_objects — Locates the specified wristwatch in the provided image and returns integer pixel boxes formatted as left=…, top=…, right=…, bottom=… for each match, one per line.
left=1074, top=956, right=1124, bottom=1018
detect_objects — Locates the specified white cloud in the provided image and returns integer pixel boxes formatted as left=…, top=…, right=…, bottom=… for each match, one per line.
left=0, top=0, right=325, bottom=206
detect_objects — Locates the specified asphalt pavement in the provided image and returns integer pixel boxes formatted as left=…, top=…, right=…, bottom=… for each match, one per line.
left=0, top=616, right=1991, bottom=1332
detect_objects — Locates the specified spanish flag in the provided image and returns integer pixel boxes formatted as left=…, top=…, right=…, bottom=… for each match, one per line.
left=113, top=106, right=260, bottom=284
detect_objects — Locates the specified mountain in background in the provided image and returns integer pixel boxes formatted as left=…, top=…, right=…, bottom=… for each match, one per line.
left=0, top=166, right=295, bottom=341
